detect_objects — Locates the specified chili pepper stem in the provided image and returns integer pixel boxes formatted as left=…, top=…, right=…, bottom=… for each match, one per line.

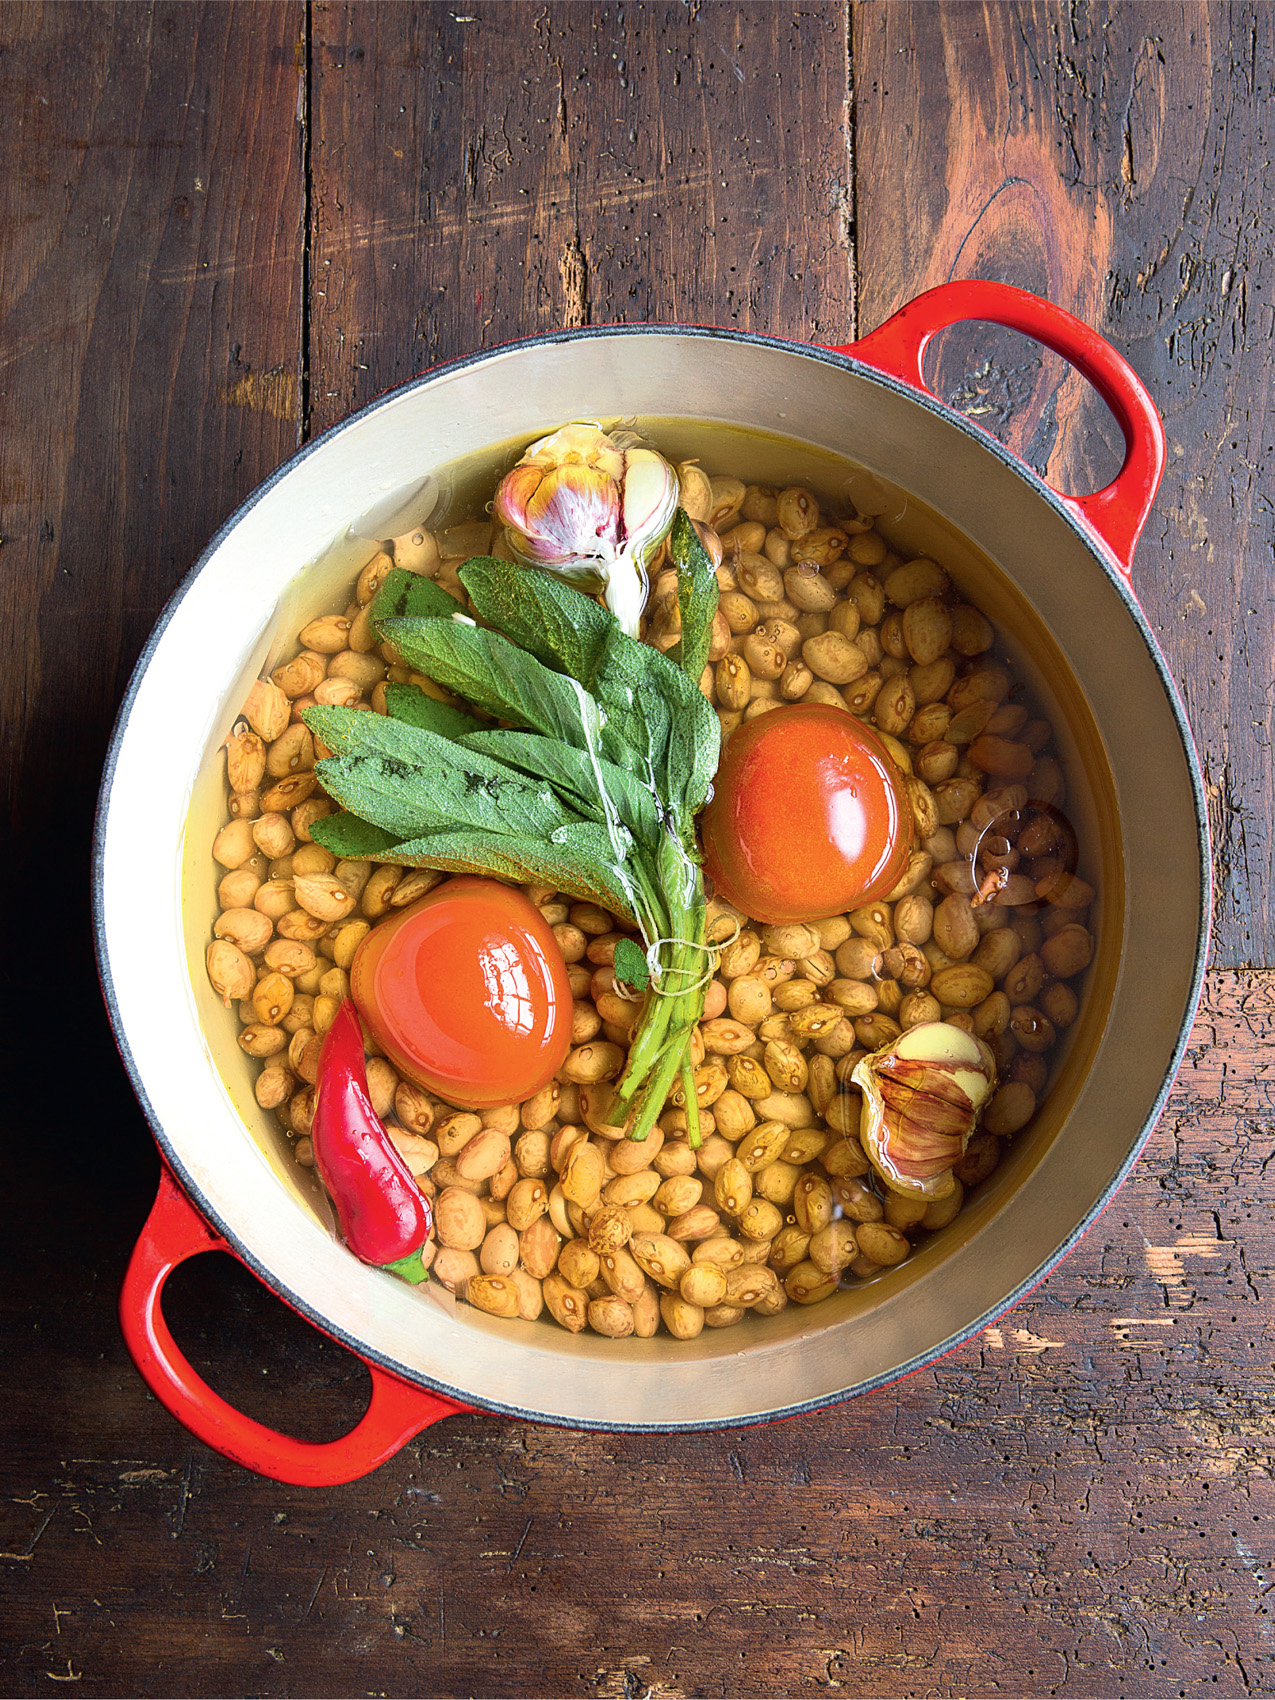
left=380, top=1247, right=432, bottom=1284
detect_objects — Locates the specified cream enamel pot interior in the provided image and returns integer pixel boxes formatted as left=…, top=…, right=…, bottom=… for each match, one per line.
left=97, top=283, right=1209, bottom=1485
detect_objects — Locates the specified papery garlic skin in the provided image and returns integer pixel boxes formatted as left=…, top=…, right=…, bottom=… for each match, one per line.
left=851, top=1021, right=997, bottom=1201
left=493, top=422, right=679, bottom=638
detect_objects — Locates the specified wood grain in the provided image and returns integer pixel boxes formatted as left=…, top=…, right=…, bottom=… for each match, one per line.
left=854, top=0, right=1275, bottom=969
left=307, top=0, right=854, bottom=433
left=3, top=970, right=1270, bottom=1696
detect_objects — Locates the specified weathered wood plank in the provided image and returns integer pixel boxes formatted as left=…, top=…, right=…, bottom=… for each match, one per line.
left=0, top=0, right=307, bottom=1232
left=308, top=0, right=855, bottom=433
left=3, top=972, right=1269, bottom=1696
left=854, top=0, right=1275, bottom=969
left=1, top=0, right=305, bottom=847
left=0, top=0, right=307, bottom=1422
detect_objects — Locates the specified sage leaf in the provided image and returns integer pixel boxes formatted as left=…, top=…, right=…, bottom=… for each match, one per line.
left=320, top=751, right=579, bottom=843
left=593, top=631, right=718, bottom=817
left=666, top=684, right=720, bottom=818
left=548, top=816, right=636, bottom=867
left=458, top=728, right=661, bottom=841
left=384, top=681, right=483, bottom=740
left=369, top=565, right=463, bottom=629
left=309, top=810, right=404, bottom=861
left=612, top=936, right=651, bottom=992
left=459, top=557, right=612, bottom=689
left=388, top=829, right=637, bottom=923
left=303, top=708, right=582, bottom=841
left=592, top=628, right=671, bottom=780
left=668, top=510, right=719, bottom=685
left=376, top=618, right=600, bottom=753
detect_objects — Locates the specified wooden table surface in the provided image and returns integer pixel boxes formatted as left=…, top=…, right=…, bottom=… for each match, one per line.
left=3, top=4, right=1272, bottom=1695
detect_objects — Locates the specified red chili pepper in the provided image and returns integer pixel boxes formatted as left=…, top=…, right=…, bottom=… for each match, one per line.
left=310, top=999, right=433, bottom=1283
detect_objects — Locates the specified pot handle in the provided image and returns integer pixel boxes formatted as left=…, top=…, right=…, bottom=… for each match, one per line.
left=837, top=281, right=1166, bottom=577
left=120, top=1166, right=470, bottom=1486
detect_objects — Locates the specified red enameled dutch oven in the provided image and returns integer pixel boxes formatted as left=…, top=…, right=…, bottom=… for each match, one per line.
left=95, top=282, right=1210, bottom=1485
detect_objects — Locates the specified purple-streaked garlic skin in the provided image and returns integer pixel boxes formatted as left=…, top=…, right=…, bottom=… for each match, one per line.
left=851, top=1021, right=997, bottom=1201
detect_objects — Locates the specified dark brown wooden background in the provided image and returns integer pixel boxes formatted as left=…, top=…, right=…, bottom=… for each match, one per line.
left=3, top=4, right=1271, bottom=1695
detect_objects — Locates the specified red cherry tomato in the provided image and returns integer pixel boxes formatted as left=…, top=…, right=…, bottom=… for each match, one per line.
left=701, top=704, right=914, bottom=924
left=350, top=876, right=572, bottom=1108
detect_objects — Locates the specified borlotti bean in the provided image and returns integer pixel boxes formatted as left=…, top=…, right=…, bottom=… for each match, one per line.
left=207, top=464, right=1098, bottom=1340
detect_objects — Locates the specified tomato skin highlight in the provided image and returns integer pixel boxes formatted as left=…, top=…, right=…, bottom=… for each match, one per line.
left=350, top=876, right=573, bottom=1108
left=701, top=704, right=914, bottom=924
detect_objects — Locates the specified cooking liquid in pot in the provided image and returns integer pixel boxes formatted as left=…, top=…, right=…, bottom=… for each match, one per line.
left=199, top=421, right=1111, bottom=1342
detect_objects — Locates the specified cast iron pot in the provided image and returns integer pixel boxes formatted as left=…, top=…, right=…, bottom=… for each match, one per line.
left=96, top=282, right=1209, bottom=1485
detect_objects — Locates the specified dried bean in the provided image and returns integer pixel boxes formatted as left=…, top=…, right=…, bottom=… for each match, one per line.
left=542, top=1273, right=588, bottom=1333
left=855, top=1222, right=910, bottom=1266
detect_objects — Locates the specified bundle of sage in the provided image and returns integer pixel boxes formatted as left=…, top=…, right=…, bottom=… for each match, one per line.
left=303, top=511, right=720, bottom=1145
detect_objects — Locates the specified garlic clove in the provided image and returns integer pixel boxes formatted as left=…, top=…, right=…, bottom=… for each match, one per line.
left=494, top=461, right=618, bottom=569
left=491, top=461, right=543, bottom=533
left=621, top=447, right=679, bottom=544
left=525, top=462, right=620, bottom=558
left=851, top=1020, right=997, bottom=1200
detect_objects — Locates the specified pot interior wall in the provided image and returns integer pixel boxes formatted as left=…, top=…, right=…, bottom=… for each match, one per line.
left=105, top=330, right=1203, bottom=1428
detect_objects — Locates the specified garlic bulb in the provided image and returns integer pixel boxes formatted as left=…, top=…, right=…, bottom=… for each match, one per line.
left=851, top=1021, right=997, bottom=1200
left=492, top=422, right=679, bottom=638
